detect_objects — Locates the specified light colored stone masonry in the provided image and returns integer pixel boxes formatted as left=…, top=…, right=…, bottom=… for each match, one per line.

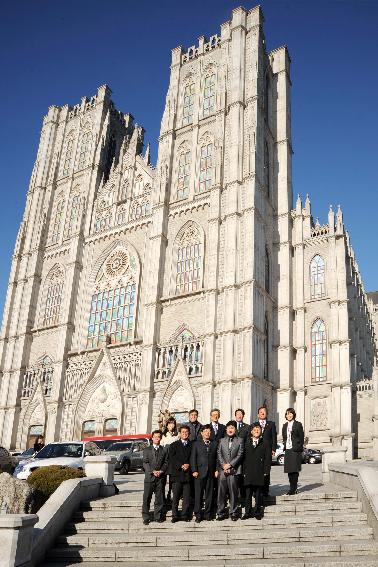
left=0, top=6, right=376, bottom=458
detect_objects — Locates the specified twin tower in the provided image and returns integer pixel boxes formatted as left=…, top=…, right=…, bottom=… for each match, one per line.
left=0, top=6, right=375, bottom=458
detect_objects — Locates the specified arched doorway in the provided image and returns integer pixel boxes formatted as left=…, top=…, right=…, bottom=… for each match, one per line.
left=27, top=424, right=44, bottom=448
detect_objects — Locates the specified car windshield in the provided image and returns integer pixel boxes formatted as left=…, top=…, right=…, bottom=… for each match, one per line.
left=36, top=443, right=83, bottom=459
left=105, top=442, right=132, bottom=452
left=22, top=448, right=35, bottom=456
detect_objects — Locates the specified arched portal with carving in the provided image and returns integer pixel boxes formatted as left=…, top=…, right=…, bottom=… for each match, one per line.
left=160, top=359, right=195, bottom=423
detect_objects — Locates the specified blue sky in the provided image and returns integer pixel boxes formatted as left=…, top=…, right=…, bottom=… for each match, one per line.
left=0, top=0, right=377, bottom=318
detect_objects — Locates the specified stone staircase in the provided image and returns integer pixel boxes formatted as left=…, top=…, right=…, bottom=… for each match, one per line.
left=43, top=482, right=378, bottom=567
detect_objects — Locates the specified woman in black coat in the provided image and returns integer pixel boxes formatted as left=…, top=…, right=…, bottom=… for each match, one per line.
left=242, top=424, right=271, bottom=520
left=282, top=408, right=304, bottom=495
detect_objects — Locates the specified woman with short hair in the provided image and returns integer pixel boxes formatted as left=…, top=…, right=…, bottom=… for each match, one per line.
left=282, top=408, right=304, bottom=495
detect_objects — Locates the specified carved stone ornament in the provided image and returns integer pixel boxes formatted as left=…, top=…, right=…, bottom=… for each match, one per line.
left=310, top=398, right=328, bottom=430
left=84, top=382, right=122, bottom=421
left=104, top=249, right=129, bottom=279
left=179, top=224, right=200, bottom=247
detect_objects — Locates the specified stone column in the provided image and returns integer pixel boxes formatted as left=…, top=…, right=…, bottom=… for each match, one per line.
left=84, top=455, right=117, bottom=496
left=0, top=514, right=38, bottom=567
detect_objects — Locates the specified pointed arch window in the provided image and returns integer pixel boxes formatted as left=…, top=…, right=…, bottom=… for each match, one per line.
left=86, top=248, right=138, bottom=349
left=203, top=74, right=216, bottom=117
left=175, top=224, right=203, bottom=295
left=199, top=143, right=213, bottom=193
left=104, top=133, right=116, bottom=182
left=134, top=175, right=144, bottom=197
left=183, top=83, right=195, bottom=125
left=264, top=314, right=269, bottom=381
left=311, top=319, right=327, bottom=382
left=65, top=193, right=84, bottom=237
left=264, top=141, right=270, bottom=195
left=310, top=255, right=325, bottom=299
left=63, top=137, right=74, bottom=177
left=77, top=130, right=92, bottom=170
left=50, top=200, right=65, bottom=245
left=42, top=266, right=64, bottom=327
left=177, top=150, right=191, bottom=200
left=265, top=247, right=270, bottom=294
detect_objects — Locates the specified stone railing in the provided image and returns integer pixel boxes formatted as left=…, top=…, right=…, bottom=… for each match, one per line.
left=156, top=338, right=203, bottom=380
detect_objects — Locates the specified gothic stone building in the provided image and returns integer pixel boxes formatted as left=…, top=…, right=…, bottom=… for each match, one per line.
left=0, top=6, right=376, bottom=458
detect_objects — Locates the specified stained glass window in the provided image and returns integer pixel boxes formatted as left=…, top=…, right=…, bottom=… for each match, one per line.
left=77, top=131, right=91, bottom=170
left=311, top=319, right=327, bottom=382
left=176, top=243, right=202, bottom=294
left=104, top=418, right=119, bottom=436
left=310, top=255, right=325, bottom=299
left=199, top=143, right=213, bottom=193
left=183, top=83, right=195, bottom=125
left=51, top=200, right=65, bottom=245
left=86, top=283, right=136, bottom=348
left=63, top=138, right=74, bottom=177
left=203, top=74, right=216, bottom=117
left=177, top=151, right=191, bottom=200
left=131, top=201, right=151, bottom=220
left=65, top=194, right=83, bottom=237
left=82, top=420, right=95, bottom=439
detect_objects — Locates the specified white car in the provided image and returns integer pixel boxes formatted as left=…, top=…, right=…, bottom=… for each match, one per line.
left=13, top=441, right=101, bottom=480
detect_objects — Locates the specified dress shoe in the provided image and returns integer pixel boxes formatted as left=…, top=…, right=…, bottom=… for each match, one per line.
left=185, top=518, right=191, bottom=522
left=195, top=516, right=202, bottom=523
left=216, top=515, right=226, bottom=521
left=241, top=513, right=250, bottom=520
left=203, top=515, right=212, bottom=521
left=156, top=518, right=164, bottom=523
left=171, top=518, right=179, bottom=523
left=143, top=519, right=150, bottom=525
left=231, top=515, right=238, bottom=522
left=254, top=508, right=263, bottom=520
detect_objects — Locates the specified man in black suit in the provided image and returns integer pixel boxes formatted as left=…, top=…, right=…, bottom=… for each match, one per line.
left=185, top=409, right=202, bottom=442
left=235, top=408, right=250, bottom=439
left=253, top=406, right=277, bottom=497
left=168, top=424, right=192, bottom=522
left=190, top=424, right=218, bottom=522
left=209, top=408, right=226, bottom=443
left=142, top=429, right=168, bottom=525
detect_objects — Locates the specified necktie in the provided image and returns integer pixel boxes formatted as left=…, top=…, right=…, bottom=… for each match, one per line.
left=182, top=441, right=187, bottom=446
left=213, top=424, right=218, bottom=434
left=238, top=423, right=241, bottom=431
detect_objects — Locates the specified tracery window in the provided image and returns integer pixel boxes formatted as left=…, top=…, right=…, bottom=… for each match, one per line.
left=203, top=74, right=216, bottom=117
left=82, top=420, right=95, bottom=439
left=87, top=248, right=138, bottom=349
left=265, top=247, right=270, bottom=294
left=42, top=265, right=64, bottom=327
left=264, top=141, right=270, bottom=195
left=175, top=224, right=202, bottom=294
left=131, top=200, right=151, bottom=220
left=77, top=130, right=92, bottom=170
left=104, top=133, right=116, bottom=182
left=22, top=355, right=54, bottom=399
left=310, top=255, right=326, bottom=299
left=198, top=143, right=213, bottom=193
left=311, top=319, right=327, bottom=382
left=134, top=175, right=144, bottom=197
left=63, top=137, right=74, bottom=177
left=183, top=83, right=195, bottom=125
left=50, top=200, right=65, bottom=245
left=65, top=193, right=84, bottom=237
left=177, top=150, right=191, bottom=200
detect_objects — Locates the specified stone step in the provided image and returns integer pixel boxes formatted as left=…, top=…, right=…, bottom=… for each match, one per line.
left=73, top=501, right=362, bottom=521
left=66, top=511, right=368, bottom=533
left=42, top=559, right=378, bottom=567
left=42, top=560, right=378, bottom=567
left=57, top=525, right=373, bottom=547
left=80, top=491, right=357, bottom=510
left=46, top=540, right=378, bottom=562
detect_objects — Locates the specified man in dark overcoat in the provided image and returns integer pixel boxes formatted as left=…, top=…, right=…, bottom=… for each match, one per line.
left=242, top=423, right=271, bottom=520
left=252, top=405, right=277, bottom=497
left=190, top=424, right=218, bottom=522
left=168, top=424, right=192, bottom=522
left=142, top=429, right=169, bottom=525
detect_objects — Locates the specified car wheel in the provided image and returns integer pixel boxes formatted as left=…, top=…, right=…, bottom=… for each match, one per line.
left=309, top=456, right=316, bottom=464
left=277, top=455, right=285, bottom=466
left=120, top=461, right=130, bottom=475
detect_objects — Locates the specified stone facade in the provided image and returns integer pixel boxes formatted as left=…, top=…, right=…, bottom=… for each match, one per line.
left=0, top=6, right=376, bottom=458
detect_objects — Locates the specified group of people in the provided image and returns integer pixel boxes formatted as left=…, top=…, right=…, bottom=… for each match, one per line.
left=142, top=406, right=304, bottom=525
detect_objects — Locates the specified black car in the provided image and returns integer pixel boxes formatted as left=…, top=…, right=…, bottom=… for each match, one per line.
left=104, top=440, right=149, bottom=474
left=302, top=448, right=322, bottom=464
